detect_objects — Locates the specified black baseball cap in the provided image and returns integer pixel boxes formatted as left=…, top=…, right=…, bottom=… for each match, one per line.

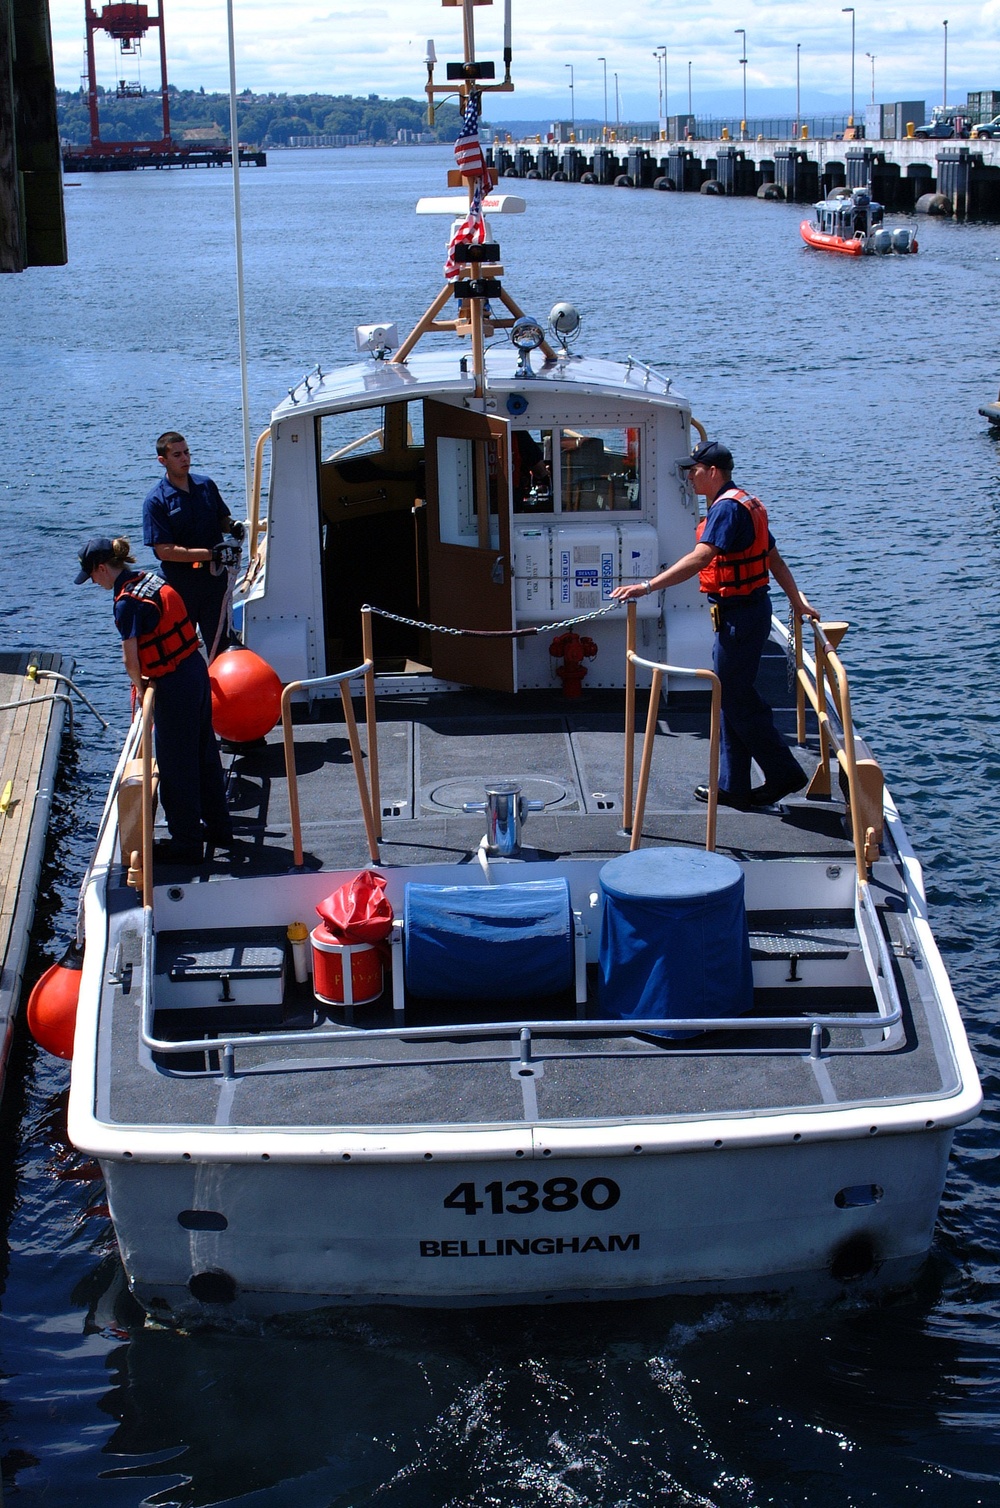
left=678, top=439, right=733, bottom=472
left=74, top=536, right=115, bottom=583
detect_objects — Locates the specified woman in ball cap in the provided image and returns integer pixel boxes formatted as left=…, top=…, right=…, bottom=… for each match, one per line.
left=75, top=536, right=235, bottom=865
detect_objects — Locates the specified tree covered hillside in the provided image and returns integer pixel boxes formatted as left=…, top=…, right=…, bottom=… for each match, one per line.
left=57, top=88, right=464, bottom=148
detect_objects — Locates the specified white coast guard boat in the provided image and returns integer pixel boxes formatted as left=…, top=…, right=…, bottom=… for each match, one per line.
left=67, top=1, right=980, bottom=1324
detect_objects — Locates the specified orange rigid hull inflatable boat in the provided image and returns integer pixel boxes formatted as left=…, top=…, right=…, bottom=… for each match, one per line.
left=801, top=189, right=918, bottom=256
left=800, top=220, right=866, bottom=255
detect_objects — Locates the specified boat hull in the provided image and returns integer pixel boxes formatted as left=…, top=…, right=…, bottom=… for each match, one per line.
left=104, top=1128, right=955, bottom=1322
left=800, top=222, right=865, bottom=255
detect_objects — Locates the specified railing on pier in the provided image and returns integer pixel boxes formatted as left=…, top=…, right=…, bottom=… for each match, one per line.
left=622, top=600, right=721, bottom=852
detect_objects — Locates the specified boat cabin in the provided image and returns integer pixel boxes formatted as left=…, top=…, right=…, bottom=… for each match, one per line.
left=240, top=347, right=711, bottom=695
left=812, top=190, right=884, bottom=240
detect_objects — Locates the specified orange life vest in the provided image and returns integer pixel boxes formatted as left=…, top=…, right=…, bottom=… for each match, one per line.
left=116, top=571, right=201, bottom=678
left=696, top=487, right=770, bottom=598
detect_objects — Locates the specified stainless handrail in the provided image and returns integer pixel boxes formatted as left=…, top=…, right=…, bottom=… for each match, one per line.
left=139, top=1000, right=903, bottom=1073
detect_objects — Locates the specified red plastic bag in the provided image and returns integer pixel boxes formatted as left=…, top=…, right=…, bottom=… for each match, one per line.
left=316, top=870, right=393, bottom=944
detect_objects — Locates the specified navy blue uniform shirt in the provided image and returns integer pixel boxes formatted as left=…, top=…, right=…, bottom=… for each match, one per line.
left=112, top=569, right=160, bottom=642
left=142, top=472, right=228, bottom=589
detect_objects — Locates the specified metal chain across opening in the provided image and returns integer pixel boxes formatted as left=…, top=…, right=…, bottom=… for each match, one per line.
left=362, top=601, right=622, bottom=639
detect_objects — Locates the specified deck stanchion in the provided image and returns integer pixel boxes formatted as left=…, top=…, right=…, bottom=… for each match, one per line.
left=280, top=683, right=305, bottom=866
left=361, top=609, right=381, bottom=839
left=623, top=601, right=637, bottom=828
left=626, top=646, right=721, bottom=853
left=141, top=686, right=154, bottom=910
left=705, top=673, right=720, bottom=852
left=629, top=666, right=663, bottom=850
left=794, top=613, right=806, bottom=745
left=339, top=681, right=381, bottom=864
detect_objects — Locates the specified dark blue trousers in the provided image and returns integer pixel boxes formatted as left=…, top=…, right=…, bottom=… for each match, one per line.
left=153, top=651, right=232, bottom=846
left=171, top=568, right=230, bottom=659
left=713, top=591, right=803, bottom=801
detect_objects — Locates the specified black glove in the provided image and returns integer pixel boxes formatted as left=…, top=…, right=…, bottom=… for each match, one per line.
left=228, top=519, right=246, bottom=542
left=212, top=543, right=241, bottom=568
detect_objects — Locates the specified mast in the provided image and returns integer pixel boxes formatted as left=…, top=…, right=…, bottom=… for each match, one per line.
left=395, top=1, right=553, bottom=388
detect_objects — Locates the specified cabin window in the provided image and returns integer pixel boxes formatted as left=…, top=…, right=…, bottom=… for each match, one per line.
left=560, top=426, right=640, bottom=512
left=319, top=407, right=385, bottom=463
left=512, top=428, right=555, bottom=513
left=436, top=437, right=478, bottom=545
left=406, top=402, right=424, bottom=449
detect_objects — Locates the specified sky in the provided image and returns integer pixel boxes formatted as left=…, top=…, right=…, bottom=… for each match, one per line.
left=49, top=1, right=1000, bottom=119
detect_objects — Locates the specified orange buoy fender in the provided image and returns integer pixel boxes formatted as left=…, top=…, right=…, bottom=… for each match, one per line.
left=208, top=648, right=283, bottom=743
left=27, top=940, right=84, bottom=1060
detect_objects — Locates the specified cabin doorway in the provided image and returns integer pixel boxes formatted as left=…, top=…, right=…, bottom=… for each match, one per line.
left=318, top=397, right=515, bottom=690
left=424, top=400, right=514, bottom=692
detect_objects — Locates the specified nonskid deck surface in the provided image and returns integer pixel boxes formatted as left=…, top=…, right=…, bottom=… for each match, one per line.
left=93, top=646, right=963, bottom=1135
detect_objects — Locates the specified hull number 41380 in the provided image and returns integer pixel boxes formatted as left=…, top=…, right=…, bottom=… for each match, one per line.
left=443, top=1178, right=621, bottom=1216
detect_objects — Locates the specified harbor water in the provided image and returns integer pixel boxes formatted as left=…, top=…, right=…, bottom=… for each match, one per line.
left=2, top=146, right=1000, bottom=1505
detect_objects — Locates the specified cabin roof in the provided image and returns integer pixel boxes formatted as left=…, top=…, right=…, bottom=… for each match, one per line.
left=273, top=344, right=686, bottom=423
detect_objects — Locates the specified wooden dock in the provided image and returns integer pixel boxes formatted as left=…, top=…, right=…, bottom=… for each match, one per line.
left=0, top=650, right=73, bottom=1092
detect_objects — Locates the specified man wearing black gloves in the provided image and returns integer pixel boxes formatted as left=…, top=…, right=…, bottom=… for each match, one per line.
left=142, top=431, right=245, bottom=660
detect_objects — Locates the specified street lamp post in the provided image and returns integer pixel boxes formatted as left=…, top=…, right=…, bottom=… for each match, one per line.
left=842, top=7, right=855, bottom=126
left=688, top=60, right=692, bottom=117
left=653, top=44, right=667, bottom=138
left=614, top=71, right=620, bottom=136
left=660, top=44, right=668, bottom=133
left=565, top=62, right=574, bottom=129
left=598, top=55, right=607, bottom=140
left=735, top=28, right=747, bottom=138
left=943, top=19, right=948, bottom=111
left=796, top=42, right=801, bottom=137
left=865, top=52, right=875, bottom=105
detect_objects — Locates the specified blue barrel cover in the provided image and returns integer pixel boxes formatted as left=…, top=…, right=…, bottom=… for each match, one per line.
left=598, top=848, right=752, bottom=1027
left=404, top=879, right=573, bottom=1000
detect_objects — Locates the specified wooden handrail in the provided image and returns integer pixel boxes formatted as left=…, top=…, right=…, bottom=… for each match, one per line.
left=249, top=426, right=271, bottom=559
left=140, top=685, right=154, bottom=910
left=792, top=620, right=879, bottom=882
left=621, top=606, right=723, bottom=850
left=280, top=664, right=380, bottom=867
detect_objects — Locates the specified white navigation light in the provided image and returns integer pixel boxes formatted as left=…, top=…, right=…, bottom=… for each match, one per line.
left=511, top=315, right=544, bottom=350
left=548, top=300, right=582, bottom=354
left=355, top=323, right=399, bottom=358
left=511, top=315, right=545, bottom=377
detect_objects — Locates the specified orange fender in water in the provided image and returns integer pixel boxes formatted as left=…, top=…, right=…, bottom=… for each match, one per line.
left=27, top=941, right=84, bottom=1060
left=208, top=648, right=283, bottom=743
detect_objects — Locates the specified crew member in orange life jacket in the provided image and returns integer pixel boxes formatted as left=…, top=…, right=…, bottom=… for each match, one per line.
left=75, top=536, right=235, bottom=865
left=611, top=439, right=819, bottom=809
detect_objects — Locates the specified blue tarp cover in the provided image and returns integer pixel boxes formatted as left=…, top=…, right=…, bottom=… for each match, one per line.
left=598, top=848, right=752, bottom=1027
left=405, top=879, right=573, bottom=1000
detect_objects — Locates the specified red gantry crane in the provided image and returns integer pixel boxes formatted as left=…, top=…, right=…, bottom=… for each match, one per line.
left=65, top=0, right=265, bottom=171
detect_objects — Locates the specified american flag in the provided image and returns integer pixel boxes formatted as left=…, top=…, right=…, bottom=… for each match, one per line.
left=453, top=90, right=487, bottom=179
left=444, top=180, right=487, bottom=279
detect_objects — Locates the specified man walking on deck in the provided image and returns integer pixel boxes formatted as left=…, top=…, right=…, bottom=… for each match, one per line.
left=142, top=432, right=245, bottom=661
left=612, top=438, right=819, bottom=809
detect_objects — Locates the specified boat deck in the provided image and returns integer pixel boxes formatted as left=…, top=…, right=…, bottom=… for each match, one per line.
left=90, top=643, right=965, bottom=1137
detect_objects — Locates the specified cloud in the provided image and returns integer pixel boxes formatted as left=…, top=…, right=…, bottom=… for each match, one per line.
left=49, top=0, right=999, bottom=112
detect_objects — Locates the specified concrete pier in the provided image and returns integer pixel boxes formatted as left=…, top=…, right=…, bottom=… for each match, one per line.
left=489, top=138, right=1000, bottom=219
